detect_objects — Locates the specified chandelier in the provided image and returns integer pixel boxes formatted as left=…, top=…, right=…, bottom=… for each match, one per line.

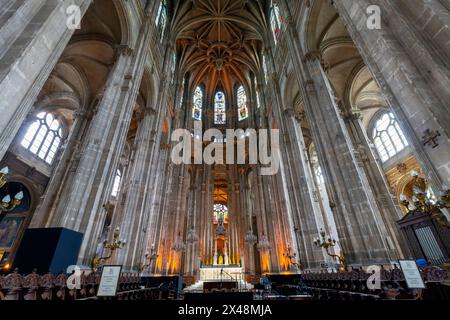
left=257, top=234, right=270, bottom=253
left=400, top=171, right=450, bottom=228
left=186, top=227, right=198, bottom=244
left=171, top=232, right=186, bottom=252
left=244, top=230, right=257, bottom=245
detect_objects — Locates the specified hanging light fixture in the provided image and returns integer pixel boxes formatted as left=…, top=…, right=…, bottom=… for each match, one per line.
left=244, top=230, right=257, bottom=246
left=257, top=233, right=270, bottom=253
left=186, top=227, right=198, bottom=244
left=171, top=232, right=186, bottom=252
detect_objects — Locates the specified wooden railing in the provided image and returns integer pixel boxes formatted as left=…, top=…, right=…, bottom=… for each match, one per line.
left=0, top=271, right=170, bottom=300
left=300, top=266, right=450, bottom=300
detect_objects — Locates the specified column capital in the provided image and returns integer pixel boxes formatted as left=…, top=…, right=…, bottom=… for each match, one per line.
left=342, top=112, right=362, bottom=123
left=74, top=109, right=87, bottom=119
left=305, top=80, right=315, bottom=93
left=115, top=45, right=134, bottom=57
left=303, top=51, right=321, bottom=62
left=285, top=15, right=294, bottom=27
left=144, top=107, right=157, bottom=116
left=283, top=108, right=295, bottom=118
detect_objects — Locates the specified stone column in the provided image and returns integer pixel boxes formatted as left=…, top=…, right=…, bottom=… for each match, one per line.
left=281, top=108, right=328, bottom=269
left=308, top=53, right=398, bottom=265
left=123, top=89, right=171, bottom=273
left=105, top=13, right=165, bottom=269
left=113, top=110, right=159, bottom=270
left=256, top=173, right=278, bottom=272
left=344, top=112, right=410, bottom=257
left=394, top=0, right=450, bottom=66
left=30, top=109, right=89, bottom=228
left=378, top=0, right=449, bottom=106
left=263, top=44, right=326, bottom=269
left=0, top=0, right=92, bottom=160
left=281, top=4, right=402, bottom=265
left=234, top=180, right=242, bottom=265
left=146, top=148, right=172, bottom=274
left=333, top=0, right=450, bottom=189
left=185, top=176, right=199, bottom=276
left=49, top=44, right=137, bottom=265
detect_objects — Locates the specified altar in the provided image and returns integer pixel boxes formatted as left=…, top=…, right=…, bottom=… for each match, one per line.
left=200, top=266, right=243, bottom=281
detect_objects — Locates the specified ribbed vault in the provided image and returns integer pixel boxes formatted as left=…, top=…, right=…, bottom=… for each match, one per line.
left=173, top=0, right=266, bottom=96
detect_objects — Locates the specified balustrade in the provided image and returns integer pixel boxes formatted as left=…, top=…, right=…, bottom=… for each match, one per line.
left=0, top=269, right=154, bottom=301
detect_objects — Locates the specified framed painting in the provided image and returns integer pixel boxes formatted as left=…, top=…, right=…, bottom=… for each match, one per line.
left=0, top=215, right=26, bottom=249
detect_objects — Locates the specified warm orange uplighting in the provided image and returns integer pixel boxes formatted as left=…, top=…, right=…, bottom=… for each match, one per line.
left=260, top=252, right=271, bottom=273
left=277, top=242, right=290, bottom=271
left=156, top=252, right=163, bottom=272
left=151, top=274, right=164, bottom=277
left=169, top=254, right=180, bottom=274
left=3, top=263, right=11, bottom=271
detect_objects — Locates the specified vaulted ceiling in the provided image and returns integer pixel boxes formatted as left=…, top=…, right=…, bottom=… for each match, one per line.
left=307, top=0, right=387, bottom=129
left=173, top=0, right=267, bottom=97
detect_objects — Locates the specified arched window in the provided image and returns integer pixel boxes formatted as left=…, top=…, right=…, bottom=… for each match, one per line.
left=254, top=77, right=261, bottom=109
left=237, top=86, right=248, bottom=121
left=21, top=112, right=63, bottom=164
left=155, top=0, right=167, bottom=41
left=214, top=91, right=226, bottom=124
left=314, top=166, right=325, bottom=185
left=193, top=86, right=203, bottom=121
left=270, top=1, right=283, bottom=43
left=255, top=91, right=261, bottom=109
left=171, top=52, right=177, bottom=84
left=263, top=55, right=269, bottom=83
left=372, top=112, right=409, bottom=162
left=111, top=169, right=122, bottom=197
left=179, top=79, right=185, bottom=109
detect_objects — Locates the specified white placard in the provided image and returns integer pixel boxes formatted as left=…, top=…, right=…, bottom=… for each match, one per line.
left=97, top=265, right=122, bottom=297
left=399, top=260, right=426, bottom=289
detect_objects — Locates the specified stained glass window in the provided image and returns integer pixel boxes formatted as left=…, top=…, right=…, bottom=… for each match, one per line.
left=372, top=112, right=409, bottom=162
left=21, top=112, right=63, bottom=164
left=193, top=86, right=203, bottom=121
left=237, top=85, right=248, bottom=121
left=155, top=0, right=167, bottom=42
left=214, top=91, right=226, bottom=124
left=270, top=1, right=283, bottom=43
left=213, top=204, right=228, bottom=224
